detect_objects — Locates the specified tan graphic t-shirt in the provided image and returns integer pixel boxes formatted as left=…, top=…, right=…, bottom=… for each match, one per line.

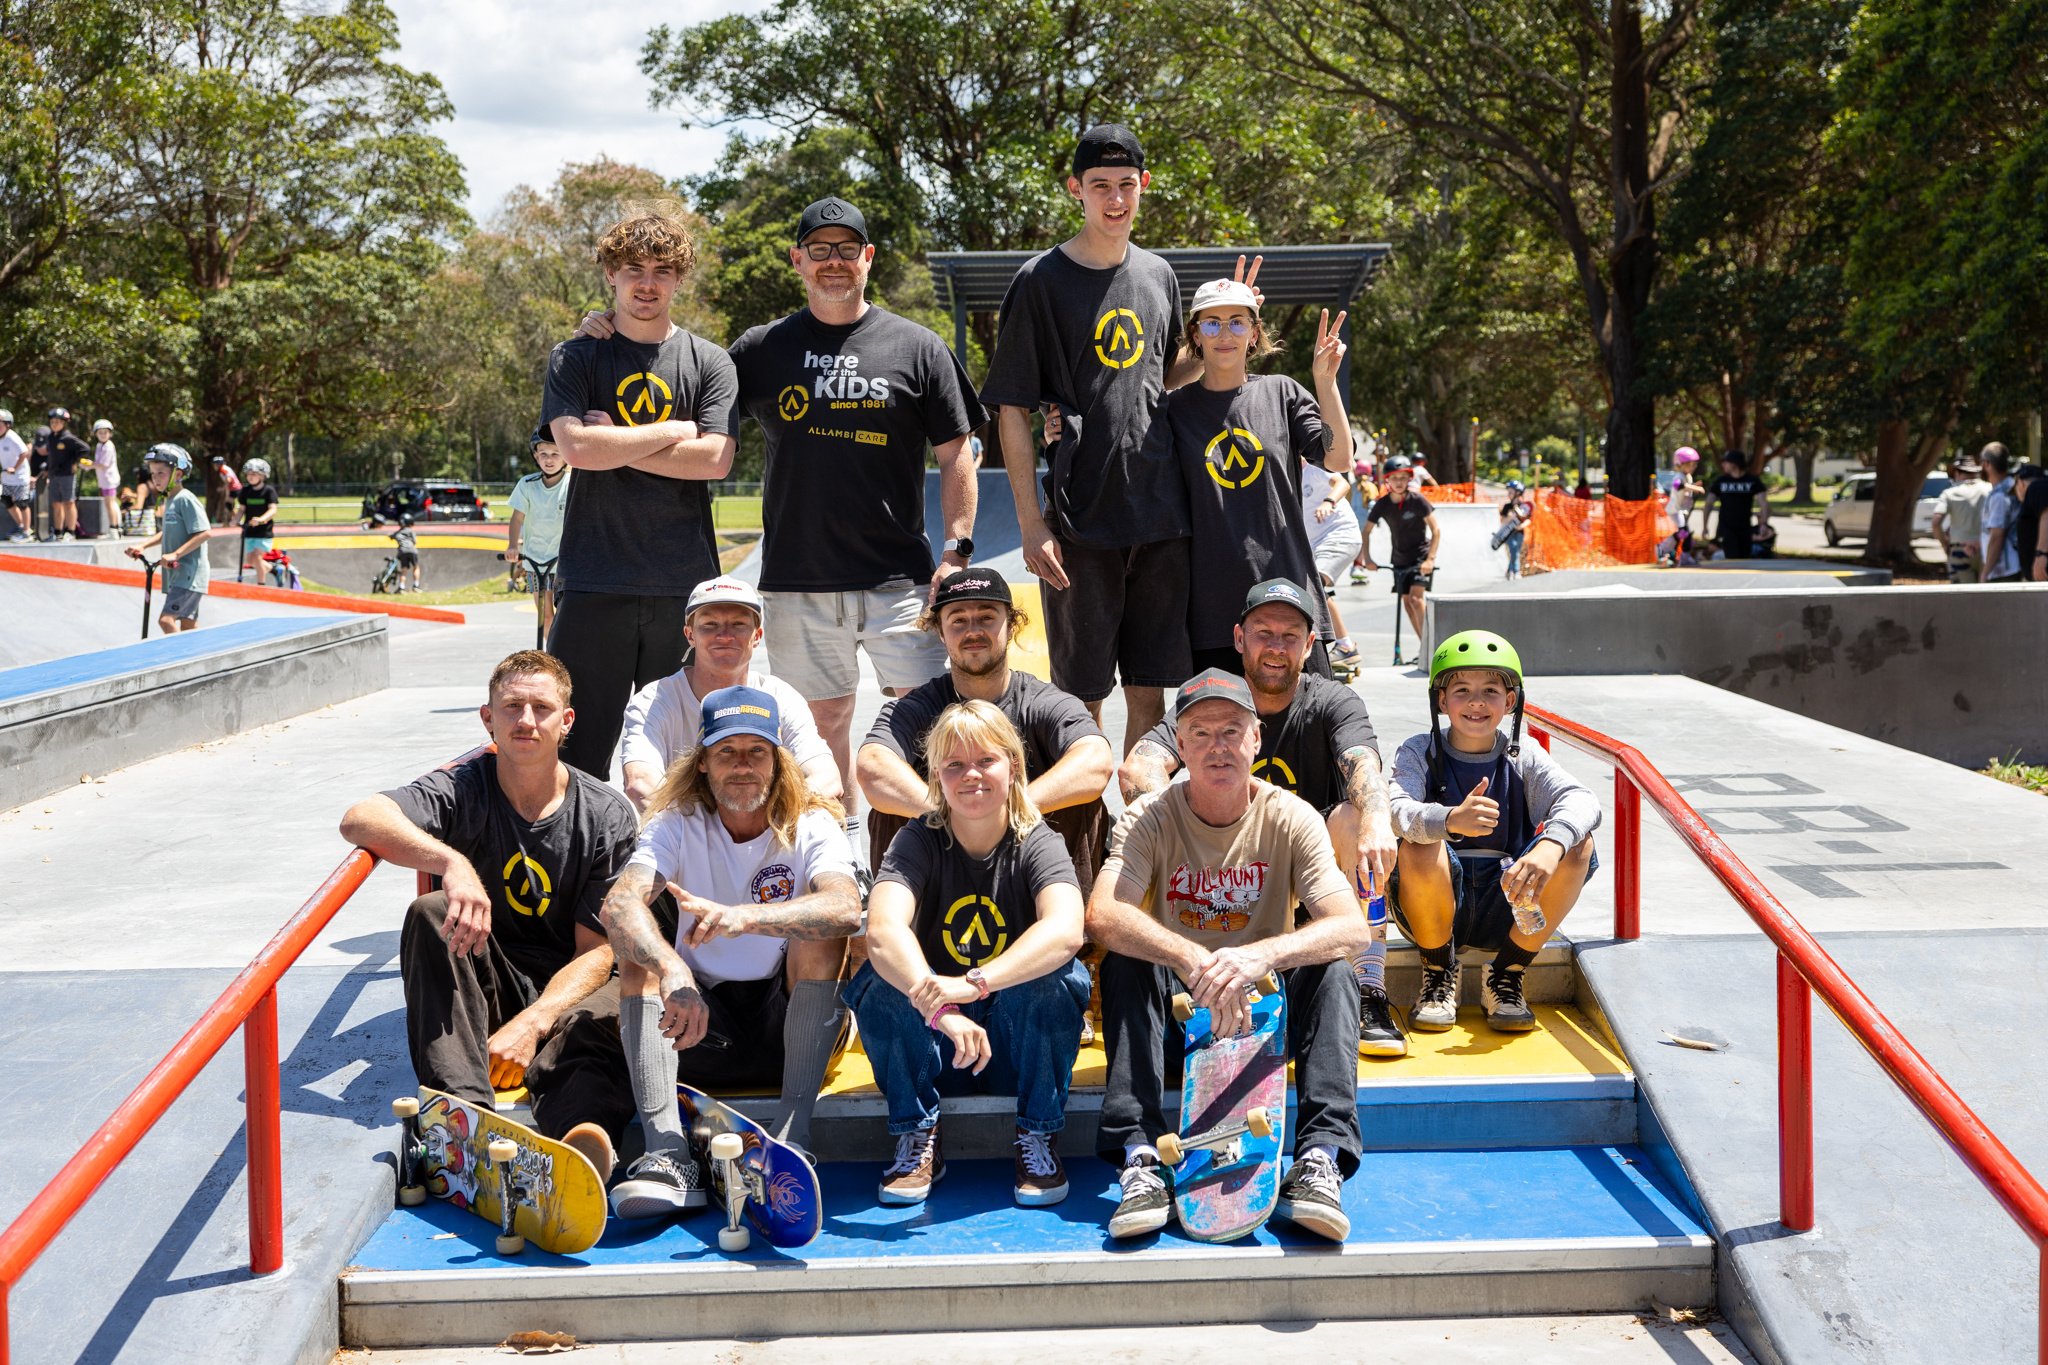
left=1103, top=781, right=1350, bottom=949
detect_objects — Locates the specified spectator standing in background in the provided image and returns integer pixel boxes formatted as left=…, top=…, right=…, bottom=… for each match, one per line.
left=0, top=409, right=30, bottom=541
left=34, top=408, right=90, bottom=541
left=1933, top=453, right=1988, bottom=584
left=1707, top=450, right=1766, bottom=561
left=91, top=420, right=119, bottom=536
left=1979, top=444, right=2022, bottom=583
left=2013, top=463, right=2047, bottom=583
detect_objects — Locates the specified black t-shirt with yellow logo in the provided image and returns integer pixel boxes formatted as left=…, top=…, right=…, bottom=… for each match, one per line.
left=540, top=329, right=739, bottom=595
left=384, top=753, right=640, bottom=985
left=1149, top=373, right=1333, bottom=650
left=728, top=306, right=984, bottom=592
left=877, top=818, right=1079, bottom=977
left=980, top=244, right=1187, bottom=547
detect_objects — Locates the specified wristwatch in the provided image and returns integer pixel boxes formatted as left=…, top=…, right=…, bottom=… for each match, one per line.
left=965, top=966, right=991, bottom=999
left=945, top=536, right=974, bottom=558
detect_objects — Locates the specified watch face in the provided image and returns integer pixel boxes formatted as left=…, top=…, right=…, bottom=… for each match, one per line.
left=951, top=538, right=975, bottom=556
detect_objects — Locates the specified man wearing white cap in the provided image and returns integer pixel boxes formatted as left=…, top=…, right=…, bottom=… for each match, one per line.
left=618, top=575, right=841, bottom=814
left=0, top=410, right=30, bottom=542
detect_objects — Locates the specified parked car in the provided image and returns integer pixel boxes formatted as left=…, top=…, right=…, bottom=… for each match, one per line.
left=359, top=479, right=491, bottom=524
left=1823, top=472, right=1947, bottom=546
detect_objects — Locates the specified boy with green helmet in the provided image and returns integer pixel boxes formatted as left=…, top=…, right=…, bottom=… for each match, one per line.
left=1385, top=629, right=1601, bottom=1032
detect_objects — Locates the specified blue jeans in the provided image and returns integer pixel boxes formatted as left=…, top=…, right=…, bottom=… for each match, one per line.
left=842, top=957, right=1091, bottom=1136
left=1505, top=529, right=1524, bottom=576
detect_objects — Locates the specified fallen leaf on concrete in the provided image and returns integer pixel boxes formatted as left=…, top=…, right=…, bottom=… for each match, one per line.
left=1664, top=1032, right=1723, bottom=1051
left=502, top=1329, right=576, bottom=1353
left=429, top=1232, right=457, bottom=1240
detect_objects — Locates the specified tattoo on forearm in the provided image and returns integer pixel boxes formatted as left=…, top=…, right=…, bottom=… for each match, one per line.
left=1123, top=739, right=1175, bottom=799
left=599, top=865, right=672, bottom=970
left=1340, top=746, right=1390, bottom=818
left=755, top=875, right=861, bottom=940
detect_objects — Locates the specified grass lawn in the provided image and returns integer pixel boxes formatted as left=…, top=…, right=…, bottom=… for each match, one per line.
left=294, top=532, right=758, bottom=605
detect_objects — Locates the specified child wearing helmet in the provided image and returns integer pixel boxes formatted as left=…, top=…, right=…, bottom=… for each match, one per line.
left=125, top=445, right=211, bottom=633
left=1495, top=480, right=1532, bottom=579
left=504, top=430, right=571, bottom=640
left=1385, top=630, right=1601, bottom=1033
left=91, top=420, right=119, bottom=537
left=390, top=513, right=421, bottom=592
left=236, top=457, right=279, bottom=579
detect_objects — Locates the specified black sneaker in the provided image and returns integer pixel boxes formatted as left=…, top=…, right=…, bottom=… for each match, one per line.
left=1274, top=1149, right=1350, bottom=1241
left=1483, top=963, right=1537, bottom=1031
left=1358, top=983, right=1408, bottom=1058
left=609, top=1147, right=707, bottom=1219
left=1108, top=1154, right=1171, bottom=1238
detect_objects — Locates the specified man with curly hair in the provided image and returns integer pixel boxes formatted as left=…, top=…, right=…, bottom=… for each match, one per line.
left=542, top=208, right=740, bottom=777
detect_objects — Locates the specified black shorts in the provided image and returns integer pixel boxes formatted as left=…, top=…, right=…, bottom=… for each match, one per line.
left=1393, top=565, right=1434, bottom=595
left=1387, top=843, right=1600, bottom=953
left=1041, top=535, right=1191, bottom=703
left=1189, top=640, right=1334, bottom=682
left=397, top=550, right=420, bottom=567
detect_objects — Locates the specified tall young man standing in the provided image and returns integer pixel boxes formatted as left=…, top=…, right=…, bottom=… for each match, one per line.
left=981, top=125, right=1198, bottom=751
left=543, top=209, right=739, bottom=778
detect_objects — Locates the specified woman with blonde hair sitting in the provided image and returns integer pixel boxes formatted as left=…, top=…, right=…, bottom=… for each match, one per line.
left=844, top=699, right=1090, bottom=1211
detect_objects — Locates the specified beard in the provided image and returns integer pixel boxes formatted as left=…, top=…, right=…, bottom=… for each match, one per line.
left=1246, top=652, right=1302, bottom=698
left=712, top=776, right=769, bottom=814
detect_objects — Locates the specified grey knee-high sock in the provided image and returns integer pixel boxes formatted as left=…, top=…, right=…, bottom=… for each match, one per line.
left=1350, top=931, right=1388, bottom=993
left=621, top=994, right=686, bottom=1154
left=777, top=979, right=847, bottom=1151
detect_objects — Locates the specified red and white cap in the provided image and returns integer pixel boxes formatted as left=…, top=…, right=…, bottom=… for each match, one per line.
left=685, top=575, right=764, bottom=619
left=1188, top=278, right=1260, bottom=317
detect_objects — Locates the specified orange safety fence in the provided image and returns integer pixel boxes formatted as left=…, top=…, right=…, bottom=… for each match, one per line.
left=1422, top=482, right=1489, bottom=504
left=1523, top=489, right=1674, bottom=572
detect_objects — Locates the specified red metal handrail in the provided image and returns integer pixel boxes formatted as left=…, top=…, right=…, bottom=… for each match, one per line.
left=1527, top=702, right=2048, bottom=1361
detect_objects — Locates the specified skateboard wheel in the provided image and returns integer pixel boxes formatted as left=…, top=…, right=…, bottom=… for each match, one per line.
left=495, top=1233, right=526, bottom=1256
left=488, top=1138, right=519, bottom=1163
left=709, top=1132, right=745, bottom=1162
left=391, top=1097, right=418, bottom=1118
left=398, top=1186, right=426, bottom=1207
left=1246, top=1107, right=1273, bottom=1138
left=1156, top=1133, right=1185, bottom=1165
left=718, top=1224, right=751, bottom=1252
left=1171, top=993, right=1195, bottom=1024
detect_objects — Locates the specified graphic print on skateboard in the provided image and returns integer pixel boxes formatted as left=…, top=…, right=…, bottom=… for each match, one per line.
left=392, top=1087, right=607, bottom=1255
left=677, top=1083, right=823, bottom=1251
left=1158, top=975, right=1287, bottom=1243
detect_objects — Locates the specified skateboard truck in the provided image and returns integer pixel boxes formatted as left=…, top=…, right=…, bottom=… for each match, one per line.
left=1157, top=1105, right=1275, bottom=1167
left=391, top=1097, right=425, bottom=1207
left=489, top=1137, right=526, bottom=1256
left=708, top=1132, right=752, bottom=1252
left=1170, top=972, right=1281, bottom=1024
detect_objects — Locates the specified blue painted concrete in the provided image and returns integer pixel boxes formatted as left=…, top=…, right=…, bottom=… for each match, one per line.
left=351, top=1144, right=1706, bottom=1273
left=0, top=612, right=354, bottom=701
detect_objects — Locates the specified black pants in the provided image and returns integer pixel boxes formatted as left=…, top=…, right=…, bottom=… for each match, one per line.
left=548, top=589, right=692, bottom=777
left=399, top=893, right=633, bottom=1141
left=1095, top=950, right=1362, bottom=1175
left=671, top=974, right=789, bottom=1092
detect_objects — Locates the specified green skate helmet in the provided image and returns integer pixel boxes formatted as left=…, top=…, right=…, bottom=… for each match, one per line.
left=1429, top=629, right=1523, bottom=689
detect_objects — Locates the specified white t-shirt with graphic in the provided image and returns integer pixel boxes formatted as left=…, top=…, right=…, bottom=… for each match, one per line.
left=620, top=668, right=831, bottom=780
left=0, top=431, right=28, bottom=491
left=628, top=804, right=854, bottom=986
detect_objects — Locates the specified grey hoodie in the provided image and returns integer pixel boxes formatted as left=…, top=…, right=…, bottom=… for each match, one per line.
left=1389, top=728, right=1602, bottom=852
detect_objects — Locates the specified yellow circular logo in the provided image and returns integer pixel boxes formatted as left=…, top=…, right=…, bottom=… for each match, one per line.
left=1093, top=308, right=1145, bottom=369
left=941, top=893, right=1009, bottom=966
left=500, top=852, right=553, bottom=917
left=1252, top=756, right=1297, bottom=792
left=613, top=372, right=675, bottom=425
left=1204, top=427, right=1266, bottom=490
left=777, top=385, right=810, bottom=422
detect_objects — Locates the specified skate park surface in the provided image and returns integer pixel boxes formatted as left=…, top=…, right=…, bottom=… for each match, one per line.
left=4, top=485, right=2047, bottom=1362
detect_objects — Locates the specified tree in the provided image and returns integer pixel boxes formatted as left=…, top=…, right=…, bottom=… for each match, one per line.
left=1241, top=0, right=1706, bottom=498
left=107, top=0, right=466, bottom=514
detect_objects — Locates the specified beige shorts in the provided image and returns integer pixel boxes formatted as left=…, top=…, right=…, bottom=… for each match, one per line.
left=762, top=584, right=947, bottom=700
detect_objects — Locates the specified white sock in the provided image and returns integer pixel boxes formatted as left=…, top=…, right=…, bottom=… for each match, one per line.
left=1124, top=1142, right=1160, bottom=1167
left=1302, top=1143, right=1339, bottom=1167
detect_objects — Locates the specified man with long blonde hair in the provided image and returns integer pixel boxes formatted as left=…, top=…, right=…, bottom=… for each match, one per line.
left=596, top=686, right=860, bottom=1219
left=847, top=700, right=1089, bottom=1209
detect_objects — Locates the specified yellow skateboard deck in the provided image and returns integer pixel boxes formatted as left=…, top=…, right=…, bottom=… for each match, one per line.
left=397, top=1087, right=607, bottom=1255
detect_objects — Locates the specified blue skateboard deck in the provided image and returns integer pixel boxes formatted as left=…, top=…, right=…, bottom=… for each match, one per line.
left=677, top=1083, right=824, bottom=1249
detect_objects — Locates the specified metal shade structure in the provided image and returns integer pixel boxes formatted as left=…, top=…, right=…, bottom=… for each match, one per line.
left=927, top=242, right=1391, bottom=406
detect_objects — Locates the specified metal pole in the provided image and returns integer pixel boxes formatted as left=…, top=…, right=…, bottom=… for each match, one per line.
left=1614, top=772, right=1641, bottom=940
left=244, top=987, right=285, bottom=1276
left=1778, top=953, right=1815, bottom=1231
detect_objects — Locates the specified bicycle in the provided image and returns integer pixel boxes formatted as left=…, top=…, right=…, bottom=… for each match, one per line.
left=370, top=553, right=403, bottom=595
left=500, top=552, right=559, bottom=649
left=261, top=547, right=301, bottom=591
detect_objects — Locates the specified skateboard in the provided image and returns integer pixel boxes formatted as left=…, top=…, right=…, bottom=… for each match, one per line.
left=1157, top=974, right=1288, bottom=1244
left=392, top=1088, right=607, bottom=1255
left=678, top=1083, right=824, bottom=1251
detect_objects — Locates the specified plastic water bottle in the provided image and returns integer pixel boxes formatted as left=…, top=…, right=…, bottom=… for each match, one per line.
left=1501, top=858, right=1547, bottom=934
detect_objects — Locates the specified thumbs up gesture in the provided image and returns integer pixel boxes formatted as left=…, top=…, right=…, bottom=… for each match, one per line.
left=1446, top=776, right=1500, bottom=838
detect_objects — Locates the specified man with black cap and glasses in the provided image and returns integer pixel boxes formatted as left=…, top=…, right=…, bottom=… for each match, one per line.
left=580, top=196, right=984, bottom=857
left=982, top=123, right=1259, bottom=754
left=857, top=566, right=1116, bottom=888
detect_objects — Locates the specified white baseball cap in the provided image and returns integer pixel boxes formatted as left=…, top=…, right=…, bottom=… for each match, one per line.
left=1189, top=278, right=1260, bottom=317
left=685, top=575, right=764, bottom=618
left=0, top=409, right=12, bottom=425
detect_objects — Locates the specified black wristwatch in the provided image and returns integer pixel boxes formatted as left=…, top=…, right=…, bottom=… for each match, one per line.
left=945, top=537, right=974, bottom=558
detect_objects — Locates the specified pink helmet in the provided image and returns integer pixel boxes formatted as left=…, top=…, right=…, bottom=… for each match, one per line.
left=1673, top=446, right=1700, bottom=465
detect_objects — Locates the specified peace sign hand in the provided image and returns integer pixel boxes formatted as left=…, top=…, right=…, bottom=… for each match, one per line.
left=1233, top=253, right=1265, bottom=312
left=1312, top=309, right=1349, bottom=384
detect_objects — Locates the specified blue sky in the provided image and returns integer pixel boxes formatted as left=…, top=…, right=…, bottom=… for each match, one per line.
left=388, top=0, right=761, bottom=223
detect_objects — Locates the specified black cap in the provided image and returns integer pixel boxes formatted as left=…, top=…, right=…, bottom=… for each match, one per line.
left=1175, top=668, right=1257, bottom=718
left=2016, top=463, right=2046, bottom=480
left=1072, top=124, right=1144, bottom=177
left=1240, top=577, right=1316, bottom=625
left=796, top=197, right=868, bottom=245
left=931, top=566, right=1012, bottom=613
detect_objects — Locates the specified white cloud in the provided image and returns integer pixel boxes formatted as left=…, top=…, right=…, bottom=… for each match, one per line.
left=387, top=0, right=764, bottom=224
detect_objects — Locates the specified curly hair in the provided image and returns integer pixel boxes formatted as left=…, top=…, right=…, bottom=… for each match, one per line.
left=595, top=205, right=699, bottom=278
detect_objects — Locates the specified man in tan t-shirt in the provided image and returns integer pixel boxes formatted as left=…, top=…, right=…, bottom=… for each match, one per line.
left=1087, top=668, right=1368, bottom=1243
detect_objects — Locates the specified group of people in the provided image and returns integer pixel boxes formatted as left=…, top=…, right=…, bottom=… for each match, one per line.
left=1935, top=443, right=2048, bottom=584
left=340, top=120, right=1601, bottom=1246
left=0, top=407, right=121, bottom=542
